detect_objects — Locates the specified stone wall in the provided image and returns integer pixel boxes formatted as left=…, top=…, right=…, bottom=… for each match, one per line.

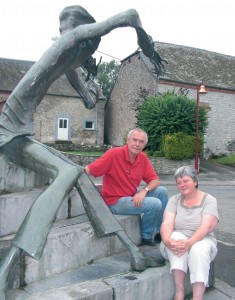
left=0, top=151, right=194, bottom=193
left=105, top=55, right=155, bottom=146
left=63, top=152, right=194, bottom=175
left=0, top=154, right=49, bottom=193
left=158, top=85, right=235, bottom=157
left=149, top=157, right=194, bottom=174
left=63, top=152, right=101, bottom=168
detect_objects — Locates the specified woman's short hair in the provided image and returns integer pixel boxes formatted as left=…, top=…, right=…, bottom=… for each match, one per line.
left=174, top=166, right=198, bottom=188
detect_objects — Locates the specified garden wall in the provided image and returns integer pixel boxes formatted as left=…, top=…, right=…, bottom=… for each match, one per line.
left=63, top=153, right=194, bottom=175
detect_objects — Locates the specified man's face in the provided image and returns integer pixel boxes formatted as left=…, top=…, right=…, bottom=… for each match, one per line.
left=126, top=131, right=147, bottom=157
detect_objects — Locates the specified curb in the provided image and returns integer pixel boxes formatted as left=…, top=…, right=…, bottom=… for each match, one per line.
left=160, top=180, right=235, bottom=186
left=214, top=278, right=235, bottom=299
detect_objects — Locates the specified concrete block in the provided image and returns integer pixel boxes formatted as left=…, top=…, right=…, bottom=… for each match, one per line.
left=104, top=264, right=192, bottom=300
left=104, top=266, right=175, bottom=300
left=19, top=281, right=113, bottom=300
left=0, top=188, right=85, bottom=236
left=23, top=215, right=140, bottom=285
left=0, top=189, right=42, bottom=236
left=0, top=154, right=49, bottom=192
left=55, top=187, right=85, bottom=221
left=0, top=156, right=5, bottom=191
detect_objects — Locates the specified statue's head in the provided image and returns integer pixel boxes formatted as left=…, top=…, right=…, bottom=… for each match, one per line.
left=59, top=5, right=96, bottom=34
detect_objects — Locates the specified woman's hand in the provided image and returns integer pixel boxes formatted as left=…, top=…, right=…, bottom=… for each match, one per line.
left=169, top=239, right=190, bottom=256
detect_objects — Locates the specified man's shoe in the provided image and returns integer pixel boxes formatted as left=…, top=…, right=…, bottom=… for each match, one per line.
left=154, top=232, right=162, bottom=243
left=141, top=238, right=156, bottom=246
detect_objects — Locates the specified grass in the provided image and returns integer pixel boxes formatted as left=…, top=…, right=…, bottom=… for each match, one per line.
left=210, top=154, right=235, bottom=167
left=66, top=151, right=235, bottom=166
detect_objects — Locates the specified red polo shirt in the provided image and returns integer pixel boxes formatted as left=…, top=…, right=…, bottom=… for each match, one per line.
left=88, top=145, right=159, bottom=206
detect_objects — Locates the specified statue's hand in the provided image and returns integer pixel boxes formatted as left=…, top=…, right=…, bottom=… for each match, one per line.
left=150, top=50, right=168, bottom=76
left=136, top=28, right=168, bottom=76
left=83, top=56, right=102, bottom=81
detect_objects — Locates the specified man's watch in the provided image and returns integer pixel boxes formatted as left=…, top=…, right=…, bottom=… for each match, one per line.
left=144, top=187, right=150, bottom=194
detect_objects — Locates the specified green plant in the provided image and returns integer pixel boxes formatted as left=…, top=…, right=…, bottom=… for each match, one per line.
left=136, top=91, right=208, bottom=152
left=97, top=60, right=120, bottom=100
left=161, top=132, right=204, bottom=159
left=211, top=155, right=235, bottom=166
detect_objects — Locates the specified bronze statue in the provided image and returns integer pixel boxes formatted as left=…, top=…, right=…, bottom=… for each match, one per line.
left=0, top=6, right=167, bottom=299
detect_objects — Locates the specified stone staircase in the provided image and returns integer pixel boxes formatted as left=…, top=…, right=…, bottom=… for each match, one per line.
left=0, top=156, right=214, bottom=300
left=1, top=185, right=190, bottom=300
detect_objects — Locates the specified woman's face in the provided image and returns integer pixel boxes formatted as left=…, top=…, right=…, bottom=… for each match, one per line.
left=176, top=175, right=197, bottom=195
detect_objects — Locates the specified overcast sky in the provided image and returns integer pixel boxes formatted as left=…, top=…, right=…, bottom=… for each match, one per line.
left=0, top=0, right=234, bottom=63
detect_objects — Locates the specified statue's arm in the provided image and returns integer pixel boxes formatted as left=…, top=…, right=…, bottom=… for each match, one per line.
left=66, top=69, right=98, bottom=109
left=135, top=28, right=168, bottom=76
left=71, top=9, right=167, bottom=76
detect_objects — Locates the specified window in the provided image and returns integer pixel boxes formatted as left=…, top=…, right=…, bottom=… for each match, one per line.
left=59, top=118, right=68, bottom=128
left=84, top=119, right=95, bottom=130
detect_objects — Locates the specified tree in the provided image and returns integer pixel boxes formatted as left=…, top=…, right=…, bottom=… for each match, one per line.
left=97, top=60, right=120, bottom=100
left=136, top=91, right=208, bottom=152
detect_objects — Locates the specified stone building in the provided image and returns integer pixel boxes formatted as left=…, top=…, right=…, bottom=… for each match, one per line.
left=105, top=42, right=235, bottom=157
left=0, top=58, right=106, bottom=146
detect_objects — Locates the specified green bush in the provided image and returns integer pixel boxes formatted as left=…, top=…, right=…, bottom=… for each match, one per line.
left=136, top=91, right=208, bottom=152
left=161, top=132, right=204, bottom=160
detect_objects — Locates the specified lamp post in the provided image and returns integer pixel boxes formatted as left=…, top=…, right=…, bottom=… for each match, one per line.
left=195, top=80, right=207, bottom=173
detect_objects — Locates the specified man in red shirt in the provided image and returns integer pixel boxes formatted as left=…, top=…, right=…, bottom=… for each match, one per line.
left=85, top=128, right=169, bottom=246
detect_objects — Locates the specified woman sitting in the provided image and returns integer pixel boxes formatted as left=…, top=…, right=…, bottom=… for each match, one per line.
left=160, top=166, right=219, bottom=300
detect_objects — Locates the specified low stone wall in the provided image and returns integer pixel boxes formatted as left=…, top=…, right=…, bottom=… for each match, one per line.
left=149, top=157, right=195, bottom=174
left=0, top=154, right=49, bottom=193
left=63, top=152, right=194, bottom=175
left=62, top=153, right=101, bottom=167
left=50, top=144, right=195, bottom=174
left=0, top=151, right=195, bottom=193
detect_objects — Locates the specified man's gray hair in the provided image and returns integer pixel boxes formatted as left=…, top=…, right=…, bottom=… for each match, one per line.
left=127, top=128, right=148, bottom=144
left=174, top=166, right=198, bottom=188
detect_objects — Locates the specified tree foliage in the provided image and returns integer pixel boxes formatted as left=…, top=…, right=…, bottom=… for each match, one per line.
left=136, top=91, right=208, bottom=152
left=97, top=60, right=120, bottom=99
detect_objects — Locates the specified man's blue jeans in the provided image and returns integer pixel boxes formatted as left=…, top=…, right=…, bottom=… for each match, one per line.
left=109, top=186, right=168, bottom=240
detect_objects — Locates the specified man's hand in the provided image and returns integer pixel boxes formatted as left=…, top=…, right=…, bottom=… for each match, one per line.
left=132, top=189, right=147, bottom=208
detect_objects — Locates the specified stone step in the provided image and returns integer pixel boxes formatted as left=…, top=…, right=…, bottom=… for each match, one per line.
left=0, top=154, right=49, bottom=192
left=6, top=245, right=181, bottom=300
left=3, top=213, right=141, bottom=290
left=0, top=187, right=85, bottom=237
left=4, top=241, right=217, bottom=300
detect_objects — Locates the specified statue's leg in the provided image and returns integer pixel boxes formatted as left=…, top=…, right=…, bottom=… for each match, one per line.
left=0, top=246, right=20, bottom=300
left=116, top=231, right=165, bottom=270
left=2, top=137, right=82, bottom=255
left=5, top=138, right=82, bottom=259
left=76, top=172, right=165, bottom=271
left=0, top=138, right=82, bottom=298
